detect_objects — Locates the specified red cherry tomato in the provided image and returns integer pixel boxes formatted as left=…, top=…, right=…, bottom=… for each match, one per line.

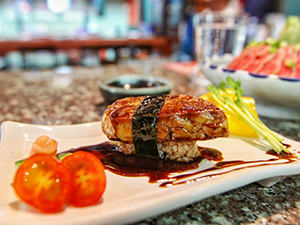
left=62, top=151, right=106, bottom=207
left=13, top=154, right=71, bottom=213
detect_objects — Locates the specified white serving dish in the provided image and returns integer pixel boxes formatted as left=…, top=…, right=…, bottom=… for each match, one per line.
left=0, top=121, right=300, bottom=225
left=201, top=54, right=300, bottom=119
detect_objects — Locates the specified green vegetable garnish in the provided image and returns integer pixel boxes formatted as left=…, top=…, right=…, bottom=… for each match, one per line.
left=208, top=77, right=289, bottom=154
left=247, top=38, right=288, bottom=53
left=269, top=46, right=278, bottom=54
left=15, top=159, right=24, bottom=169
left=262, top=38, right=287, bottom=54
left=57, top=152, right=73, bottom=160
left=265, top=37, right=277, bottom=46
left=284, top=58, right=296, bottom=68
left=247, top=40, right=261, bottom=47
left=279, top=16, right=300, bottom=45
left=15, top=152, right=73, bottom=168
left=293, top=43, right=300, bottom=51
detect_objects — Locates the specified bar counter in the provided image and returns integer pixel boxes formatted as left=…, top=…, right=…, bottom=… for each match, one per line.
left=1, top=65, right=300, bottom=225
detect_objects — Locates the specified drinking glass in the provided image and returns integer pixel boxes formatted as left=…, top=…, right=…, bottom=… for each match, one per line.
left=194, top=12, right=248, bottom=61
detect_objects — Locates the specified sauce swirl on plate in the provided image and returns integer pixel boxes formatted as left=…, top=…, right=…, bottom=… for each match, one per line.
left=59, top=142, right=297, bottom=188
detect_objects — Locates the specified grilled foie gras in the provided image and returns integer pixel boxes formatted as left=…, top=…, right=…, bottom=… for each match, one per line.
left=102, top=95, right=229, bottom=162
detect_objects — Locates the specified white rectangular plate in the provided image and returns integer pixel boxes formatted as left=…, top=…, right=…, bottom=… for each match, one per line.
left=1, top=121, right=300, bottom=225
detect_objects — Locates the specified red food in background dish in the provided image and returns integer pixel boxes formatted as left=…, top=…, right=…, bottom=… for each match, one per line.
left=241, top=46, right=272, bottom=73
left=228, top=44, right=300, bottom=78
left=278, top=46, right=296, bottom=77
left=296, top=50, right=300, bottom=78
left=228, top=45, right=268, bottom=71
left=256, top=47, right=285, bottom=75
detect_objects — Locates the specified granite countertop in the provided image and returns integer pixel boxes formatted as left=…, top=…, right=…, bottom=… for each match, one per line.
left=1, top=65, right=300, bottom=225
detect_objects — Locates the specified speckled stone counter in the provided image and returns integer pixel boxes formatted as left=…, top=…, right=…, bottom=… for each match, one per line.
left=1, top=65, right=300, bottom=225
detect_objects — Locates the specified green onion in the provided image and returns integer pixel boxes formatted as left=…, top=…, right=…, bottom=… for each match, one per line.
left=284, top=59, right=296, bottom=68
left=265, top=37, right=277, bottom=46
left=57, top=152, right=72, bottom=160
left=247, top=40, right=259, bottom=47
left=208, top=77, right=289, bottom=154
left=15, top=159, right=24, bottom=169
left=269, top=46, right=278, bottom=54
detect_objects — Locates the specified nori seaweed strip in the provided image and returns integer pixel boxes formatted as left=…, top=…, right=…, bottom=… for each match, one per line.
left=132, top=95, right=166, bottom=158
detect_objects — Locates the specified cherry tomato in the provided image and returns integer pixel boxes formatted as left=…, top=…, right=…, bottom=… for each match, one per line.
left=62, top=151, right=106, bottom=207
left=13, top=154, right=71, bottom=213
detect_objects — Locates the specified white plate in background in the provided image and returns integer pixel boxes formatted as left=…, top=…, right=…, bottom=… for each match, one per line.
left=1, top=121, right=300, bottom=225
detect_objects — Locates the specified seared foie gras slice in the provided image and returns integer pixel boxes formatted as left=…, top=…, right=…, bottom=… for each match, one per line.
left=102, top=95, right=229, bottom=143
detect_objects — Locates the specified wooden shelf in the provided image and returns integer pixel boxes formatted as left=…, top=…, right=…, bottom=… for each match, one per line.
left=0, top=37, right=171, bottom=56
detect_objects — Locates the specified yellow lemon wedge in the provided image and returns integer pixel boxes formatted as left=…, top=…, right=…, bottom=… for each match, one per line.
left=201, top=91, right=258, bottom=138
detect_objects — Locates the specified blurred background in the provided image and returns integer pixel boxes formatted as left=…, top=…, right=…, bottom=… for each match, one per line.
left=1, top=2, right=300, bottom=224
left=0, top=0, right=299, bottom=70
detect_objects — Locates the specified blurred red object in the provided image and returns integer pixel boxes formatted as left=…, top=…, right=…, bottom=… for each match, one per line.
left=163, top=61, right=198, bottom=77
left=228, top=44, right=300, bottom=78
left=193, top=0, right=230, bottom=12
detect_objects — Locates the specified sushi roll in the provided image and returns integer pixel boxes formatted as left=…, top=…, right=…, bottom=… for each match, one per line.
left=102, top=95, right=229, bottom=162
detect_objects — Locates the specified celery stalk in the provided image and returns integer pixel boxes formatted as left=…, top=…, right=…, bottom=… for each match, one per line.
left=208, top=77, right=289, bottom=154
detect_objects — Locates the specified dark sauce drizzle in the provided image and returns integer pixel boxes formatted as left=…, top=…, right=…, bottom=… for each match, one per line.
left=58, top=142, right=222, bottom=182
left=58, top=142, right=298, bottom=188
left=282, top=143, right=291, bottom=148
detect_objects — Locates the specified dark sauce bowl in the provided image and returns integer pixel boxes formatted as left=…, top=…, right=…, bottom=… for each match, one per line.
left=99, top=75, right=173, bottom=103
